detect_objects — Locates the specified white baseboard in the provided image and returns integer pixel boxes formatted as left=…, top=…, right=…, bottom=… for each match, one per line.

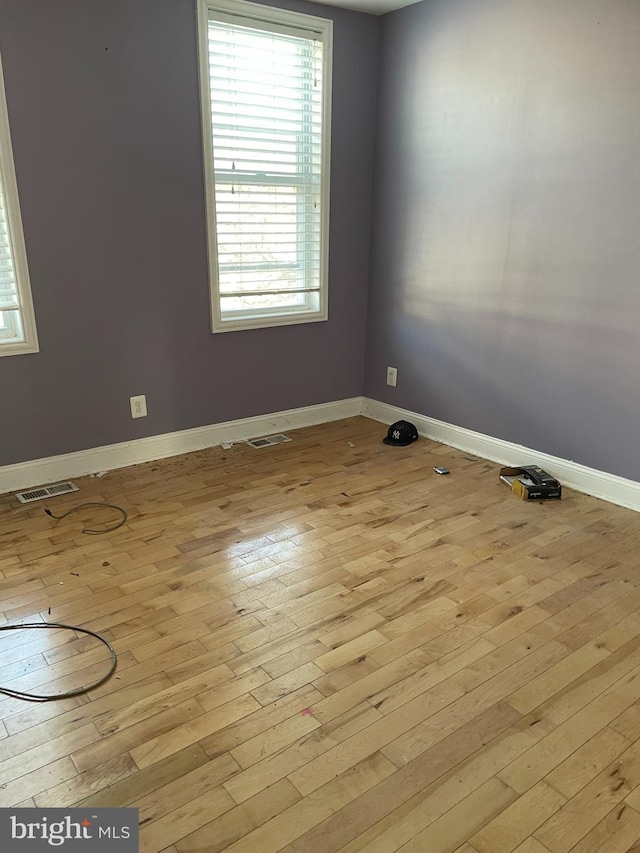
left=0, top=397, right=364, bottom=495
left=4, top=394, right=639, bottom=513
left=362, top=397, right=640, bottom=513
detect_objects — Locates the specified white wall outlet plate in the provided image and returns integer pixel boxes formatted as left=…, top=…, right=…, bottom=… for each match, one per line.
left=386, top=367, right=398, bottom=387
left=130, top=395, right=147, bottom=418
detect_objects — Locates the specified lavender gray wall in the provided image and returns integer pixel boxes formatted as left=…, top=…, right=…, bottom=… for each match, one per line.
left=365, top=0, right=640, bottom=480
left=0, top=0, right=378, bottom=466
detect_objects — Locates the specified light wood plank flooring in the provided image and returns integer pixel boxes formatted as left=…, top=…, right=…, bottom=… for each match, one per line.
left=2, top=416, right=640, bottom=853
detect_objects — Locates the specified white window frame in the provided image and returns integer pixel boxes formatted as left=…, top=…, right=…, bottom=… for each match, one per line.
left=196, top=0, right=332, bottom=333
left=0, top=50, right=38, bottom=357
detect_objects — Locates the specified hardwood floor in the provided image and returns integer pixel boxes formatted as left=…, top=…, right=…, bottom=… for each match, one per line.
left=2, top=416, right=640, bottom=852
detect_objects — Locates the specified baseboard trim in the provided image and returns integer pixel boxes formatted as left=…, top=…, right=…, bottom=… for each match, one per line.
left=4, top=395, right=639, bottom=513
left=362, top=397, right=640, bottom=513
left=0, top=397, right=364, bottom=495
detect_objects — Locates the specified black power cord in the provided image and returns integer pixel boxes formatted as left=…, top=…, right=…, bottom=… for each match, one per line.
left=0, top=622, right=117, bottom=702
left=44, top=502, right=128, bottom=534
left=0, top=502, right=124, bottom=701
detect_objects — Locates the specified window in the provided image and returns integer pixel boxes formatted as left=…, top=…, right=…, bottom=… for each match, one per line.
left=0, top=50, right=38, bottom=356
left=197, top=0, right=332, bottom=332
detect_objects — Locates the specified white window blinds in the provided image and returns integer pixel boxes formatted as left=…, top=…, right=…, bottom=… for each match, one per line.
left=0, top=173, right=23, bottom=339
left=0, top=50, right=38, bottom=355
left=201, top=1, right=331, bottom=331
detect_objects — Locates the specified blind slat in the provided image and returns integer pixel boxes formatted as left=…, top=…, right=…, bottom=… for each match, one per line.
left=219, top=287, right=320, bottom=296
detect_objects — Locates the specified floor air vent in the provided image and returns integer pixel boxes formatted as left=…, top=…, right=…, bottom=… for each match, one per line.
left=247, top=434, right=292, bottom=449
left=15, top=481, right=79, bottom=504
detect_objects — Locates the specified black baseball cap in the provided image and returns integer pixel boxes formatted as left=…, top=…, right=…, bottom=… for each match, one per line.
left=383, top=420, right=419, bottom=447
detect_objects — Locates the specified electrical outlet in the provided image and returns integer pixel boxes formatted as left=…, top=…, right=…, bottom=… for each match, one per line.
left=130, top=395, right=147, bottom=418
left=387, top=366, right=398, bottom=387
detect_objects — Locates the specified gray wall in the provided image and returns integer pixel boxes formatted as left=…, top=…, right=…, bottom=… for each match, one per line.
left=365, top=0, right=640, bottom=480
left=0, top=0, right=378, bottom=466
left=4, top=0, right=639, bottom=482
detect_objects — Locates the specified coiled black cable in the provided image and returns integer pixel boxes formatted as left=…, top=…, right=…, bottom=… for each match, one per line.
left=0, top=622, right=117, bottom=701
left=44, top=502, right=127, bottom=534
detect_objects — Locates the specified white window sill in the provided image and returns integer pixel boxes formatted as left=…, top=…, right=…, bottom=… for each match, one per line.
left=213, top=309, right=328, bottom=334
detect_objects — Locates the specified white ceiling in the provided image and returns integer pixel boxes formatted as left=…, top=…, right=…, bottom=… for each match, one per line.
left=314, top=0, right=421, bottom=16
